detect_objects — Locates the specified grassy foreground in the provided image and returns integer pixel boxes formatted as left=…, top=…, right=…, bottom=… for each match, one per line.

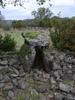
left=11, top=33, right=24, bottom=50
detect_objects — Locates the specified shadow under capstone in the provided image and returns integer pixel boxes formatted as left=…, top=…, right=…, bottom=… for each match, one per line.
left=32, top=47, right=44, bottom=69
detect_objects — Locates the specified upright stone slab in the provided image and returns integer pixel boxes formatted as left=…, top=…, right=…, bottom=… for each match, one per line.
left=20, top=42, right=36, bottom=72
left=42, top=49, right=53, bottom=72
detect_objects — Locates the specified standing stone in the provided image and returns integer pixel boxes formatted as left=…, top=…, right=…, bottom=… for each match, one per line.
left=42, top=52, right=53, bottom=72
left=20, top=43, right=36, bottom=72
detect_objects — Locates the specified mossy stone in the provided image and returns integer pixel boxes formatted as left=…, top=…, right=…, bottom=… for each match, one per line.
left=19, top=42, right=31, bottom=58
left=25, top=32, right=39, bottom=39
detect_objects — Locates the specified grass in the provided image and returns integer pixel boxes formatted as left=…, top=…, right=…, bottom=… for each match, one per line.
left=16, top=97, right=24, bottom=100
left=0, top=28, right=50, bottom=51
left=64, top=79, right=71, bottom=85
left=11, top=33, right=24, bottom=50
left=9, top=71, right=14, bottom=74
left=25, top=31, right=39, bottom=39
left=9, top=32, right=38, bottom=50
left=30, top=93, right=40, bottom=100
left=27, top=77, right=34, bottom=85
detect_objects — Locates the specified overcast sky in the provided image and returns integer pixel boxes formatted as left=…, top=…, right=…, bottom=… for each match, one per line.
left=0, top=0, right=75, bottom=20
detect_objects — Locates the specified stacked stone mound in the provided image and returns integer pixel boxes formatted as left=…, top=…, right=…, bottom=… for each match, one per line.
left=0, top=50, right=75, bottom=100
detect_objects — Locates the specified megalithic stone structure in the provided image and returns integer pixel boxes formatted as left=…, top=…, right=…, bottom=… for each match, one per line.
left=20, top=32, right=53, bottom=73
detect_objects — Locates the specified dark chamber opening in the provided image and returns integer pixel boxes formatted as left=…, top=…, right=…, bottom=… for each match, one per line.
left=32, top=46, right=53, bottom=72
left=32, top=46, right=44, bottom=70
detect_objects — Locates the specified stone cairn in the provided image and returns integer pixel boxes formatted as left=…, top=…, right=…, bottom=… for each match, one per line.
left=0, top=33, right=75, bottom=100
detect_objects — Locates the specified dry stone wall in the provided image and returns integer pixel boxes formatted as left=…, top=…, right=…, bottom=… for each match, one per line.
left=0, top=48, right=75, bottom=100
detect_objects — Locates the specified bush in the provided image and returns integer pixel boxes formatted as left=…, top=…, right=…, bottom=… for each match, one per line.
left=50, top=22, right=75, bottom=52
left=0, top=34, right=3, bottom=48
left=0, top=34, right=16, bottom=52
left=2, top=23, right=11, bottom=31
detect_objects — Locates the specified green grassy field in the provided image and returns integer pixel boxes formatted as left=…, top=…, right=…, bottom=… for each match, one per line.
left=0, top=28, right=50, bottom=51
left=11, top=33, right=24, bottom=50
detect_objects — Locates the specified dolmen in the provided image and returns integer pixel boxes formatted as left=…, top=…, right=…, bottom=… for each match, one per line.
left=20, top=32, right=53, bottom=73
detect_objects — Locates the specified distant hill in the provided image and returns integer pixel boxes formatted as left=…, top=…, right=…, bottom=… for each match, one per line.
left=6, top=20, right=12, bottom=24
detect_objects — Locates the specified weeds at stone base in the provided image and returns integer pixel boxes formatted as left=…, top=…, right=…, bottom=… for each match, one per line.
left=30, top=93, right=40, bottom=100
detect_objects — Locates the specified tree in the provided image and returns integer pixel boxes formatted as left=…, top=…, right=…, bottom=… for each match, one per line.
left=32, top=7, right=53, bottom=27
left=0, top=11, right=5, bottom=27
left=12, top=20, right=26, bottom=29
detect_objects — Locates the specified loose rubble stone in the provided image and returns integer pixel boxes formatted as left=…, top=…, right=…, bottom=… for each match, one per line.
left=54, top=93, right=65, bottom=100
left=59, top=83, right=70, bottom=93
left=0, top=83, right=5, bottom=88
left=0, top=61, right=8, bottom=65
left=19, top=69, right=26, bottom=77
left=67, top=65, right=72, bottom=69
left=8, top=91, right=14, bottom=98
left=50, top=76, right=56, bottom=84
left=29, top=88, right=38, bottom=95
left=39, top=94, right=46, bottom=100
left=73, top=74, right=75, bottom=81
left=9, top=74, right=19, bottom=78
left=66, top=94, right=74, bottom=100
left=0, top=91, right=6, bottom=100
left=0, top=73, right=3, bottom=80
left=13, top=68, right=20, bottom=76
left=43, top=73, right=50, bottom=79
left=36, top=85, right=47, bottom=93
left=18, top=79, right=26, bottom=89
left=12, top=79, right=18, bottom=86
left=0, top=48, right=75, bottom=99
left=3, top=75, right=11, bottom=82
left=35, top=69, right=43, bottom=75
left=70, top=87, right=75, bottom=95
left=52, top=62, right=61, bottom=70
left=54, top=71, right=60, bottom=79
left=48, top=94, right=54, bottom=99
left=3, top=84, right=14, bottom=91
left=11, top=97, right=17, bottom=100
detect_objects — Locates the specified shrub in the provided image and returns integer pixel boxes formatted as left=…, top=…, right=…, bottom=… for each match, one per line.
left=2, top=23, right=11, bottom=31
left=0, top=34, right=3, bottom=49
left=0, top=34, right=16, bottom=52
left=50, top=22, right=75, bottom=52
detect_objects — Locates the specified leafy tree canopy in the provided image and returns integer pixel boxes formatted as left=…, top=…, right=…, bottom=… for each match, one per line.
left=32, top=7, right=53, bottom=20
left=0, top=0, right=51, bottom=8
